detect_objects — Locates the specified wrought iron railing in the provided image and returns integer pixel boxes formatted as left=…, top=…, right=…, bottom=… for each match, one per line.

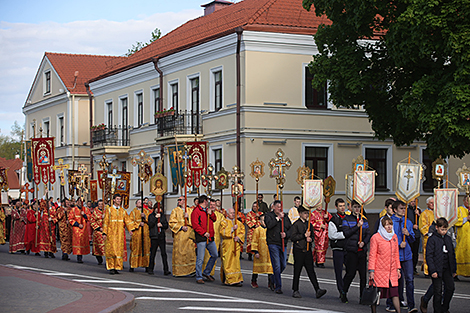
left=91, top=126, right=130, bottom=147
left=154, top=110, right=202, bottom=137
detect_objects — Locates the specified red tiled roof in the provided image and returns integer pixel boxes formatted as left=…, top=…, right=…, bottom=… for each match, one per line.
left=0, top=157, right=23, bottom=189
left=91, top=0, right=330, bottom=83
left=44, top=52, right=125, bottom=94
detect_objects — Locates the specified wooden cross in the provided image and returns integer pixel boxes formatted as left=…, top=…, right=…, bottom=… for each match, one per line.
left=74, top=164, right=91, bottom=199
left=404, top=168, right=414, bottom=191
left=107, top=168, right=121, bottom=196
left=201, top=164, right=218, bottom=197
left=53, top=158, right=69, bottom=186
left=20, top=183, right=34, bottom=201
left=132, top=150, right=154, bottom=183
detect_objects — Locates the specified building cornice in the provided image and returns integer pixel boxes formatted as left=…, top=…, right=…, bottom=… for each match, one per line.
left=22, top=93, right=71, bottom=115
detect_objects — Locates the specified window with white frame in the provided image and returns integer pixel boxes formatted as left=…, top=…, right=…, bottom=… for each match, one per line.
left=305, top=147, right=328, bottom=179
left=58, top=115, right=64, bottom=145
left=190, top=77, right=200, bottom=134
left=44, top=71, right=51, bottom=94
left=136, top=93, right=143, bottom=127
left=365, top=148, right=389, bottom=191
left=305, top=67, right=327, bottom=109
left=153, top=88, right=160, bottom=123
left=43, top=120, right=50, bottom=137
left=106, top=101, right=113, bottom=127
left=214, top=70, right=222, bottom=111
left=170, top=82, right=178, bottom=112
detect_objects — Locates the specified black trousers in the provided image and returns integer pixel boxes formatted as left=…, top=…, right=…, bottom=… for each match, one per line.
left=148, top=237, right=168, bottom=273
left=411, top=234, right=420, bottom=270
left=343, top=250, right=367, bottom=298
left=292, top=247, right=320, bottom=292
left=432, top=267, right=455, bottom=313
left=332, top=249, right=345, bottom=294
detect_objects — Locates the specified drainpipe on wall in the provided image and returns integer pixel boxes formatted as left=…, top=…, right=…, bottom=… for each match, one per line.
left=85, top=83, right=94, bottom=179
left=236, top=27, right=243, bottom=168
left=152, top=57, right=165, bottom=212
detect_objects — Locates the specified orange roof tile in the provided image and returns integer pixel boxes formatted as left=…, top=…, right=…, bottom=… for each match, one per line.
left=44, top=52, right=125, bottom=94
left=90, top=0, right=330, bottom=82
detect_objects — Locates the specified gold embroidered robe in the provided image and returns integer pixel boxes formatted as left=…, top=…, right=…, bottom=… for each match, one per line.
left=90, top=207, right=105, bottom=256
left=68, top=206, right=91, bottom=255
left=129, top=207, right=151, bottom=268
left=57, top=206, right=72, bottom=254
left=455, top=206, right=470, bottom=276
left=169, top=206, right=196, bottom=277
left=219, top=217, right=245, bottom=285
left=419, top=209, right=435, bottom=275
left=251, top=226, right=273, bottom=274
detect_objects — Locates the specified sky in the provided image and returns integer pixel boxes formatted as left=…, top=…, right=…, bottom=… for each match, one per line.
left=0, top=0, right=212, bottom=139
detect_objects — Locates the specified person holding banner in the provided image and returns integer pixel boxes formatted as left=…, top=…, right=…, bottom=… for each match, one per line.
left=129, top=199, right=151, bottom=272
left=57, top=199, right=73, bottom=260
left=311, top=204, right=332, bottom=268
left=342, top=200, right=369, bottom=303
left=90, top=199, right=105, bottom=265
left=25, top=200, right=40, bottom=255
left=455, top=197, right=470, bottom=277
left=9, top=200, right=26, bottom=254
left=68, top=198, right=91, bottom=263
left=147, top=202, right=170, bottom=275
left=390, top=200, right=417, bottom=312
left=265, top=200, right=292, bottom=294
left=246, top=201, right=261, bottom=261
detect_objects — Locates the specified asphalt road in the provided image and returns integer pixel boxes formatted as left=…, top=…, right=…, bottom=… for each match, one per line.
left=1, top=243, right=469, bottom=313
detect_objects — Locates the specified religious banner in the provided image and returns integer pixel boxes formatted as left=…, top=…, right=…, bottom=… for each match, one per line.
left=345, top=173, right=354, bottom=202
left=186, top=141, right=207, bottom=188
left=25, top=140, right=33, bottom=182
left=90, top=180, right=98, bottom=202
left=396, top=163, right=423, bottom=202
left=0, top=167, right=8, bottom=191
left=456, top=164, right=470, bottom=195
left=353, top=171, right=375, bottom=205
left=434, top=188, right=458, bottom=226
left=32, top=137, right=56, bottom=185
left=68, top=170, right=79, bottom=197
left=216, top=167, right=229, bottom=190
left=303, top=180, right=323, bottom=209
left=432, top=156, right=447, bottom=182
left=167, top=145, right=185, bottom=189
left=150, top=173, right=167, bottom=197
left=323, top=176, right=336, bottom=200
left=104, top=171, right=131, bottom=209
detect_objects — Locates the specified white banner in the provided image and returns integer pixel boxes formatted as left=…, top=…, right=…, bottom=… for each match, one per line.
left=303, top=180, right=323, bottom=209
left=396, top=163, right=422, bottom=202
left=345, top=174, right=354, bottom=202
left=353, top=171, right=375, bottom=205
left=434, top=188, right=458, bottom=226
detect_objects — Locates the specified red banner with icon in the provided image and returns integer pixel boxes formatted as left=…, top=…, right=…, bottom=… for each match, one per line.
left=32, top=137, right=56, bottom=185
left=186, top=141, right=207, bottom=188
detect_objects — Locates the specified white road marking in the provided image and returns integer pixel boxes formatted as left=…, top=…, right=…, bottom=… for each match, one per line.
left=179, top=307, right=324, bottom=312
left=135, top=297, right=259, bottom=302
left=110, top=288, right=188, bottom=293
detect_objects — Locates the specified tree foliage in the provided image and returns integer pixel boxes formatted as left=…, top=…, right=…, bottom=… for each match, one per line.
left=0, top=121, right=24, bottom=160
left=125, top=28, right=161, bottom=56
left=303, top=0, right=470, bottom=158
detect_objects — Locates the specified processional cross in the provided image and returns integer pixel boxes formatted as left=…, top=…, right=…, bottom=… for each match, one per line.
left=201, top=164, right=218, bottom=197
left=269, top=148, right=292, bottom=201
left=404, top=168, right=414, bottom=191
left=20, top=183, right=34, bottom=202
left=228, top=165, right=244, bottom=253
left=53, top=158, right=69, bottom=186
left=74, top=164, right=91, bottom=200
left=107, top=169, right=121, bottom=196
left=99, top=155, right=110, bottom=188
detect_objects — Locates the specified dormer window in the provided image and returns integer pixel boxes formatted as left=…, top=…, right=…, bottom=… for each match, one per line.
left=44, top=71, right=51, bottom=95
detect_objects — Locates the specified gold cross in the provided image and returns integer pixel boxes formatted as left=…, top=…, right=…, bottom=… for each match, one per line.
left=405, top=168, right=414, bottom=191
left=132, top=150, right=154, bottom=183
left=74, top=164, right=91, bottom=199
left=269, top=148, right=292, bottom=189
left=201, top=164, right=218, bottom=197
left=228, top=165, right=244, bottom=197
left=107, top=168, right=121, bottom=196
left=53, top=159, right=69, bottom=186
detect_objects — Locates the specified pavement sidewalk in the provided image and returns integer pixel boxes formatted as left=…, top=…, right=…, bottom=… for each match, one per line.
left=0, top=264, right=134, bottom=313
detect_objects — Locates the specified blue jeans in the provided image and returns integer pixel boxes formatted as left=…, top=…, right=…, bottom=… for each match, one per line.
left=195, top=240, right=218, bottom=281
left=268, top=244, right=287, bottom=291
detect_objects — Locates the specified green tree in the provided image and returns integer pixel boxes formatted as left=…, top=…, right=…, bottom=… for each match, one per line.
left=303, top=0, right=470, bottom=158
left=125, top=27, right=162, bottom=56
left=0, top=121, right=24, bottom=159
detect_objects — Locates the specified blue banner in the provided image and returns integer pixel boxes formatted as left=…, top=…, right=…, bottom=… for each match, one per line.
left=167, top=145, right=185, bottom=189
left=25, top=140, right=33, bottom=182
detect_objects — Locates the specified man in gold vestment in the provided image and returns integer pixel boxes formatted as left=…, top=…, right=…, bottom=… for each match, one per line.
left=250, top=214, right=273, bottom=289
left=203, top=199, right=225, bottom=276
left=129, top=199, right=151, bottom=272
left=90, top=199, right=106, bottom=265
left=419, top=196, right=435, bottom=275
left=169, top=197, right=196, bottom=277
left=68, top=198, right=91, bottom=263
left=103, top=194, right=136, bottom=274
left=220, top=207, right=245, bottom=286
left=455, top=197, right=470, bottom=276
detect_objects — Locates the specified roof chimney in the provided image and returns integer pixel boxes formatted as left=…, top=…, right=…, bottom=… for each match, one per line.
left=201, top=0, right=233, bottom=16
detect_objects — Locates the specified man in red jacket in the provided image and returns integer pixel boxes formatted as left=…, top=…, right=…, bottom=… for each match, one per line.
left=191, top=195, right=217, bottom=284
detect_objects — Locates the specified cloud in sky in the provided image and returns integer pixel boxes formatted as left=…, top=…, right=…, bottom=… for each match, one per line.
left=0, top=9, right=200, bottom=137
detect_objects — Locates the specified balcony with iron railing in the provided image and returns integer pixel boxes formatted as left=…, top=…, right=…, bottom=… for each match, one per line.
left=91, top=125, right=130, bottom=155
left=153, top=110, right=202, bottom=137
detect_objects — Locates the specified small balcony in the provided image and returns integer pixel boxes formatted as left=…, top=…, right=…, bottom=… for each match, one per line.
left=91, top=125, right=130, bottom=156
left=154, top=110, right=203, bottom=144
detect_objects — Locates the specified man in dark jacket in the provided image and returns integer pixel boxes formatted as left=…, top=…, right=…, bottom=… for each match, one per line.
left=328, top=198, right=348, bottom=302
left=426, top=217, right=457, bottom=313
left=408, top=199, right=421, bottom=275
left=147, top=203, right=169, bottom=275
left=290, top=205, right=326, bottom=299
left=342, top=200, right=369, bottom=303
left=265, top=200, right=292, bottom=294
left=191, top=195, right=217, bottom=284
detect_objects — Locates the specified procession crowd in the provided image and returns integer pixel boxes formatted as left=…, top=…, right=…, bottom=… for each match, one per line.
left=0, top=193, right=469, bottom=313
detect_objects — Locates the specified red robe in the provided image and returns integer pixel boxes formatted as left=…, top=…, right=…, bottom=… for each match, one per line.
left=38, top=208, right=51, bottom=252
left=90, top=207, right=105, bottom=256
left=68, top=206, right=91, bottom=255
left=9, top=207, right=26, bottom=253
left=245, top=210, right=260, bottom=253
left=25, top=209, right=40, bottom=253
left=56, top=206, right=72, bottom=254
left=310, top=209, right=332, bottom=264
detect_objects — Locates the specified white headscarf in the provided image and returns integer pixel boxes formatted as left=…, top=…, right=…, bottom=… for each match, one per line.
left=378, top=217, right=394, bottom=241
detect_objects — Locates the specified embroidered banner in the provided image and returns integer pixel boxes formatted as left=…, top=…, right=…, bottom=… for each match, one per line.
left=104, top=171, right=131, bottom=209
left=32, top=137, right=56, bottom=185
left=303, top=180, right=323, bottom=209
left=167, top=145, right=185, bottom=189
left=68, top=170, right=79, bottom=198
left=345, top=173, right=354, bottom=202
left=186, top=141, right=207, bottom=188
left=0, top=167, right=9, bottom=191
left=434, top=188, right=458, bottom=226
left=396, top=163, right=422, bottom=202
left=90, top=180, right=98, bottom=202
left=25, top=140, right=33, bottom=182
left=353, top=171, right=375, bottom=205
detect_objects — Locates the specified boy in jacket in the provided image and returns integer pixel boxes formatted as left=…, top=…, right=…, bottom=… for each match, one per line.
left=426, top=218, right=456, bottom=313
left=290, top=205, right=327, bottom=299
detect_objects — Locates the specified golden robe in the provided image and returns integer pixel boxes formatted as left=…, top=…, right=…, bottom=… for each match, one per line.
left=251, top=226, right=273, bottom=274
left=455, top=206, right=470, bottom=276
left=0, top=208, right=5, bottom=245
left=90, top=207, right=105, bottom=256
left=56, top=206, right=72, bottom=254
left=379, top=208, right=387, bottom=218
left=169, top=206, right=196, bottom=277
left=419, top=209, right=435, bottom=275
left=245, top=210, right=260, bottom=253
left=219, top=218, right=245, bottom=285
left=103, top=205, right=135, bottom=270
left=68, top=206, right=91, bottom=255
left=203, top=209, right=225, bottom=276
left=129, top=207, right=151, bottom=269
